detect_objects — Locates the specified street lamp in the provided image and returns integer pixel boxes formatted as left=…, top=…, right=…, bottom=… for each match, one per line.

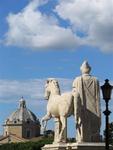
left=101, top=79, right=113, bottom=150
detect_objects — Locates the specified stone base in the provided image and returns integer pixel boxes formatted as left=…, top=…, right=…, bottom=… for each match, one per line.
left=42, top=142, right=113, bottom=150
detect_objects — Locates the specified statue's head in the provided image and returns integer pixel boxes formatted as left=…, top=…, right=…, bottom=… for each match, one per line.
left=44, top=78, right=60, bottom=100
left=80, top=60, right=91, bottom=74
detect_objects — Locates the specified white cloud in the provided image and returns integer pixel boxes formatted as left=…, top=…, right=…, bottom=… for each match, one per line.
left=4, top=0, right=113, bottom=52
left=0, top=78, right=72, bottom=104
left=55, top=0, right=113, bottom=52
left=0, top=79, right=43, bottom=101
left=5, top=0, right=79, bottom=50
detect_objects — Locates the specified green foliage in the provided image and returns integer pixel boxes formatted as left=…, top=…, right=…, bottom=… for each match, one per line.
left=109, top=122, right=113, bottom=145
left=104, top=122, right=113, bottom=145
left=0, top=137, right=53, bottom=150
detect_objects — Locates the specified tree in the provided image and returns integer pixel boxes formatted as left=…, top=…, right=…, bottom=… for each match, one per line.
left=0, top=137, right=53, bottom=150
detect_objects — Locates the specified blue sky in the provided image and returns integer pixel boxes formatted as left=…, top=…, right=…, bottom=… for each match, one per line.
left=0, top=0, right=113, bottom=138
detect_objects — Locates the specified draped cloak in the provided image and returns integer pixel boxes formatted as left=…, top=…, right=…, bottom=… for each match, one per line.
left=73, top=74, right=101, bottom=142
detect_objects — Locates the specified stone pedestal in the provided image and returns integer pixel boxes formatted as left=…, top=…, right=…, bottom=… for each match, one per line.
left=42, top=142, right=113, bottom=150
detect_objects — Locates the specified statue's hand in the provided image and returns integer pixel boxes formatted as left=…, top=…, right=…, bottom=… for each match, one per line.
left=76, top=117, right=82, bottom=128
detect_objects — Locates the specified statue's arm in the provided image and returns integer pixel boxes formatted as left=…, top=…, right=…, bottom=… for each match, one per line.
left=72, top=77, right=79, bottom=89
left=96, top=79, right=101, bottom=119
left=72, top=78, right=81, bottom=121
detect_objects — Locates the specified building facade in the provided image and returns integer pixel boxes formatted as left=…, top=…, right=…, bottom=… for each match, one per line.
left=0, top=97, right=40, bottom=143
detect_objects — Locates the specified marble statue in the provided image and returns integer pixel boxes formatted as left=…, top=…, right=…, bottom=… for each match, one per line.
left=41, top=78, right=75, bottom=143
left=73, top=61, right=101, bottom=143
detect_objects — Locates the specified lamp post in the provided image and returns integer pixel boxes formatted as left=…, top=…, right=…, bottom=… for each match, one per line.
left=101, top=79, right=113, bottom=150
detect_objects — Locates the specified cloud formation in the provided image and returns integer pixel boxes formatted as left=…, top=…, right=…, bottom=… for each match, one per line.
left=5, top=0, right=79, bottom=50
left=0, top=78, right=72, bottom=103
left=1, top=78, right=112, bottom=107
left=56, top=0, right=113, bottom=52
left=4, top=0, right=113, bottom=52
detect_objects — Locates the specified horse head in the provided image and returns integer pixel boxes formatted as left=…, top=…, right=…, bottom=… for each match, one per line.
left=44, top=78, right=60, bottom=100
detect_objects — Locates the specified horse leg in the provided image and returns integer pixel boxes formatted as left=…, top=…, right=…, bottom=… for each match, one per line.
left=41, top=113, right=52, bottom=132
left=59, top=116, right=67, bottom=142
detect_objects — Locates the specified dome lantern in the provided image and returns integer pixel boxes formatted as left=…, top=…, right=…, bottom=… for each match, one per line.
left=19, top=97, right=26, bottom=109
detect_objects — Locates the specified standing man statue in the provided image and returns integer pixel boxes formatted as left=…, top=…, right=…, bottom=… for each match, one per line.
left=73, top=60, right=101, bottom=143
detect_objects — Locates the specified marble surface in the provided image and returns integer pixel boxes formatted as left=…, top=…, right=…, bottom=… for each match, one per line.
left=42, top=142, right=112, bottom=150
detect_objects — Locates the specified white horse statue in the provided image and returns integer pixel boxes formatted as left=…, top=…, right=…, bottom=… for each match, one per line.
left=41, top=78, right=75, bottom=142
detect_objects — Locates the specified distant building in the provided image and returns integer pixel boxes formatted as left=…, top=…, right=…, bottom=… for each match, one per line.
left=44, top=130, right=54, bottom=138
left=0, top=97, right=40, bottom=144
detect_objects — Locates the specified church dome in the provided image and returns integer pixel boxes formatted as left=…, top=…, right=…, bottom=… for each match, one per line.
left=4, top=97, right=40, bottom=139
left=8, top=97, right=39, bottom=123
